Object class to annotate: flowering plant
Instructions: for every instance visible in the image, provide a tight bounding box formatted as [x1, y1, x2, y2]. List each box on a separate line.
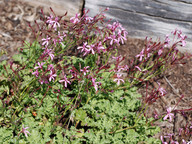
[0, 8, 191, 143]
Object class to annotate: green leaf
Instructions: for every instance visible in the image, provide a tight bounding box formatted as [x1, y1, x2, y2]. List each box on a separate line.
[27, 129, 43, 143]
[12, 54, 27, 64]
[0, 127, 13, 143]
[20, 75, 33, 89]
[43, 122, 52, 142]
[75, 109, 87, 121]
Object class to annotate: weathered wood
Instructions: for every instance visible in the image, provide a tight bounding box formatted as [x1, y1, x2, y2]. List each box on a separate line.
[20, 0, 84, 19]
[85, 0, 192, 52]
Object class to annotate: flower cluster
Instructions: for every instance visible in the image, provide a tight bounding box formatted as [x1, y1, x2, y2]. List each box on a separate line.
[171, 29, 187, 47]
[31, 8, 128, 92]
[29, 8, 191, 143]
[32, 62, 57, 84]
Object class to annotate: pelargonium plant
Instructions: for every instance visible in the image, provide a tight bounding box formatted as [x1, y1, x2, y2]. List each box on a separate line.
[0, 7, 191, 143]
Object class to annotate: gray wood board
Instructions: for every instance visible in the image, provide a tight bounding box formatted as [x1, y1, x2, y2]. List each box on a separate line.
[85, 0, 192, 52]
[20, 0, 84, 19]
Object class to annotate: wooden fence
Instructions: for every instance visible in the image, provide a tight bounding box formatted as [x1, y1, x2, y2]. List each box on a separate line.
[85, 0, 192, 52]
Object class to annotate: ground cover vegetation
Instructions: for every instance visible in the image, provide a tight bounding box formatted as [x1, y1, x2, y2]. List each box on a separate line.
[0, 8, 192, 143]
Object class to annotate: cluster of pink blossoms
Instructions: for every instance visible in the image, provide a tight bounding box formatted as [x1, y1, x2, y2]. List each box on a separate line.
[59, 73, 71, 88]
[111, 55, 128, 86]
[75, 19, 128, 88]
[70, 13, 81, 24]
[32, 62, 57, 84]
[70, 12, 95, 24]
[32, 13, 69, 85]
[105, 21, 128, 46]
[76, 20, 128, 56]
[135, 29, 187, 64]
[171, 29, 187, 47]
[32, 33, 58, 84]
[46, 14, 60, 30]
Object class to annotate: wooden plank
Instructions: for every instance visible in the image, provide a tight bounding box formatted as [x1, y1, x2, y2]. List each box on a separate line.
[85, 0, 192, 52]
[20, 0, 84, 19]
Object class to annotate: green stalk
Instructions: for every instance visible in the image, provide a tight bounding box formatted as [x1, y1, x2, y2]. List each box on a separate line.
[62, 80, 85, 128]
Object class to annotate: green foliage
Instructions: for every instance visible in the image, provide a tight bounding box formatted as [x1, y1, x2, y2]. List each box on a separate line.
[0, 127, 13, 143]
[0, 9, 164, 143]
[0, 48, 161, 143]
[62, 87, 160, 143]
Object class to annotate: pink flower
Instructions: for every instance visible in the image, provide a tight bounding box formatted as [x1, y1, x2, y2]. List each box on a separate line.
[108, 33, 119, 45]
[80, 66, 90, 75]
[83, 48, 91, 56]
[48, 51, 54, 61]
[153, 111, 159, 119]
[32, 69, 39, 77]
[159, 87, 166, 96]
[177, 30, 187, 47]
[91, 77, 101, 92]
[49, 70, 57, 82]
[117, 29, 127, 44]
[77, 42, 90, 53]
[107, 21, 120, 32]
[171, 29, 187, 47]
[157, 82, 167, 96]
[162, 134, 179, 144]
[70, 13, 80, 24]
[124, 65, 129, 71]
[87, 44, 95, 55]
[160, 136, 168, 144]
[46, 15, 60, 30]
[85, 16, 93, 23]
[34, 62, 45, 70]
[78, 43, 95, 56]
[182, 139, 187, 144]
[164, 35, 170, 47]
[113, 73, 124, 85]
[43, 48, 54, 60]
[21, 125, 30, 137]
[182, 140, 192, 144]
[96, 42, 105, 53]
[59, 75, 71, 88]
[163, 107, 174, 122]
[122, 29, 128, 38]
[136, 49, 144, 61]
[52, 17, 60, 30]
[48, 64, 54, 71]
[46, 14, 54, 24]
[181, 39, 186, 47]
[42, 35, 50, 47]
[57, 31, 66, 47]
[117, 66, 126, 72]
[158, 48, 163, 55]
